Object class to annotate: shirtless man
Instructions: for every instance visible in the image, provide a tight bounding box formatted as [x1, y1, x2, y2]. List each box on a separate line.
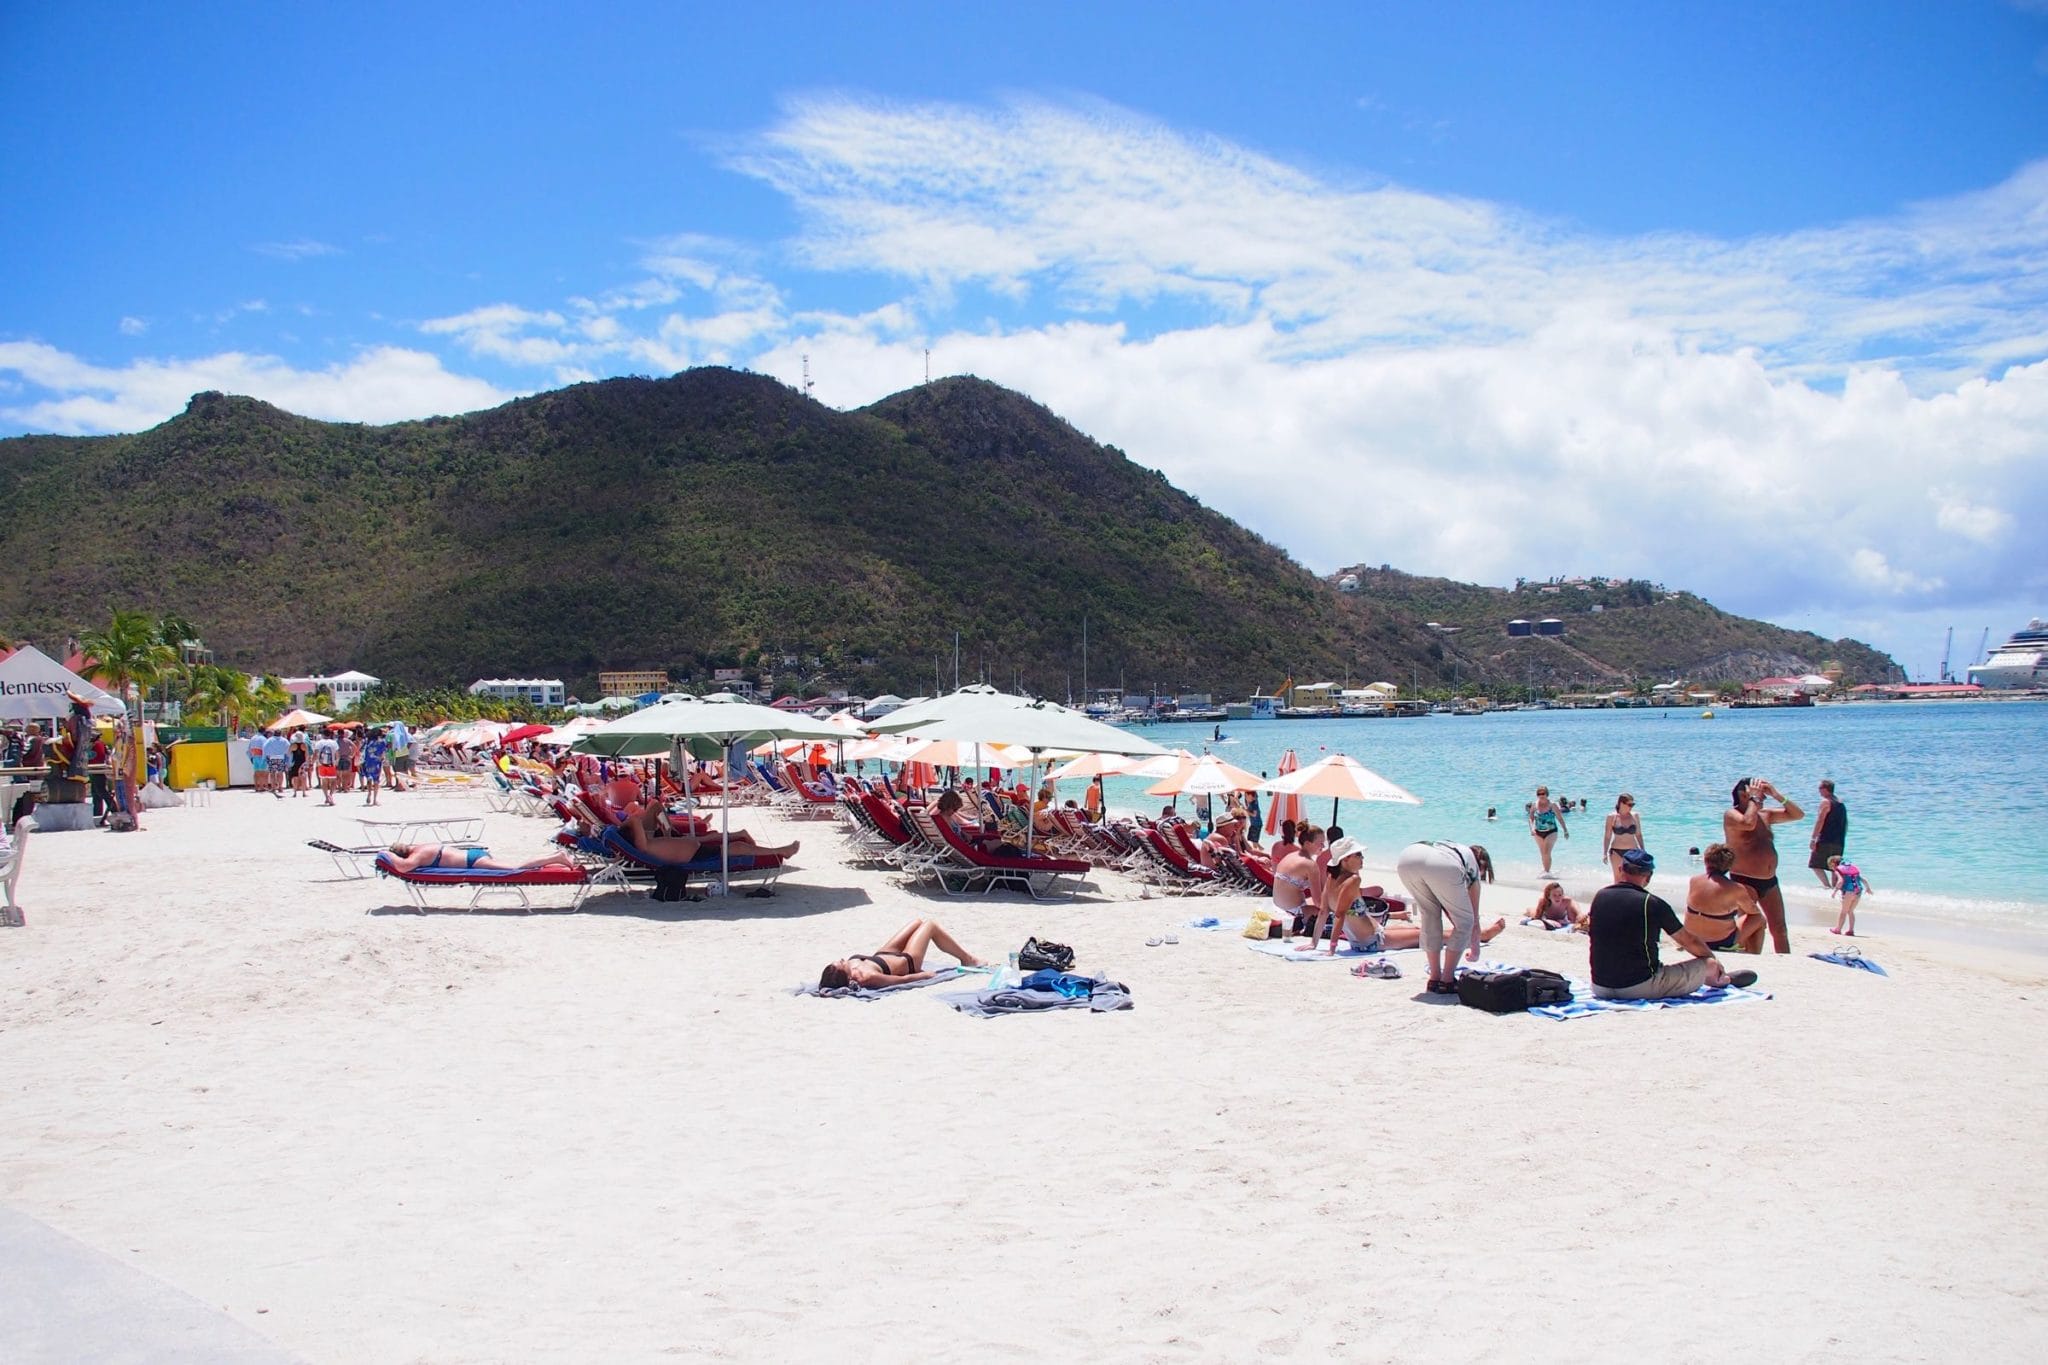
[1683, 842, 1766, 954]
[624, 806, 799, 863]
[1722, 777, 1803, 954]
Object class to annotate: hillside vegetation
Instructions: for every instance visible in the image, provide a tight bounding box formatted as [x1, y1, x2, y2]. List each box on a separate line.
[1333, 566, 1902, 687]
[0, 370, 1900, 696]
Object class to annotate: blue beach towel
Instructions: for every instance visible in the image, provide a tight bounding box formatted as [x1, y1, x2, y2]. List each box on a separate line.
[1810, 951, 1889, 976]
[1185, 916, 1248, 932]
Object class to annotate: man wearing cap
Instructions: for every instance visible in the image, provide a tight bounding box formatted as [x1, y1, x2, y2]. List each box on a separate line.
[1586, 849, 1758, 1000]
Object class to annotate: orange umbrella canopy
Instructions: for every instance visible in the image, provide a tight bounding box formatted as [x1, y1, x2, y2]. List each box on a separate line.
[1257, 752, 1420, 824]
[1145, 754, 1265, 798]
[1264, 748, 1303, 835]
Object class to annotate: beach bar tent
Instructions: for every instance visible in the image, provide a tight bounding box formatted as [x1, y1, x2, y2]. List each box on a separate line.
[575, 696, 848, 893]
[0, 645, 126, 719]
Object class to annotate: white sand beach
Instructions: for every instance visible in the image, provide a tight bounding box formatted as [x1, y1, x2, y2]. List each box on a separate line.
[4, 789, 2046, 1362]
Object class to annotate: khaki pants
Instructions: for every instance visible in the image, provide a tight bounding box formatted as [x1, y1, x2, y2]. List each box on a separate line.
[1592, 957, 1716, 1000]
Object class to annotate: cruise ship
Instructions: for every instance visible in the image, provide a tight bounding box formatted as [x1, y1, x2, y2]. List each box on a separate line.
[1967, 619, 2048, 689]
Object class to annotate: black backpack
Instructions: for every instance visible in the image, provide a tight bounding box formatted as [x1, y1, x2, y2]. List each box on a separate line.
[1017, 937, 1075, 972]
[1456, 968, 1573, 1014]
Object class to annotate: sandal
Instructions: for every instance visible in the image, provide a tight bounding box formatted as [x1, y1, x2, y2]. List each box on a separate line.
[1726, 969, 1759, 989]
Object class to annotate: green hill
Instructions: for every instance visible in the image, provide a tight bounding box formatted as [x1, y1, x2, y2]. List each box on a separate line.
[0, 370, 1444, 698]
[0, 369, 1901, 697]
[1331, 566, 1902, 687]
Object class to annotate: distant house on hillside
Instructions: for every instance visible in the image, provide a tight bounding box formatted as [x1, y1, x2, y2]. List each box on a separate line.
[469, 677, 565, 707]
[1337, 574, 1360, 593]
[283, 670, 381, 713]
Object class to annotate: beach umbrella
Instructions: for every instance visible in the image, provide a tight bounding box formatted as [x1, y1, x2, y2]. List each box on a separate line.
[1264, 749, 1303, 836]
[536, 717, 605, 746]
[1257, 752, 1420, 827]
[1145, 754, 1264, 798]
[575, 696, 847, 893]
[266, 707, 332, 732]
[865, 686, 1166, 851]
[1045, 751, 1144, 782]
[900, 738, 1047, 769]
[499, 722, 551, 746]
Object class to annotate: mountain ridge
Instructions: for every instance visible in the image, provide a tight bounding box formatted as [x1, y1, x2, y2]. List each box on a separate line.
[0, 369, 1901, 694]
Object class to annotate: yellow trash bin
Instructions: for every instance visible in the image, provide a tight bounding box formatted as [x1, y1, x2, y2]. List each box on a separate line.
[168, 739, 230, 791]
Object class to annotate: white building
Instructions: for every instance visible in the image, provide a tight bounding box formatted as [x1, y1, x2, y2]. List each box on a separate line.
[468, 677, 566, 707]
[282, 670, 381, 713]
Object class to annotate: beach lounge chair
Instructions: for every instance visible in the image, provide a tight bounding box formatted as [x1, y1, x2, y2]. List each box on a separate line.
[1135, 827, 1225, 894]
[372, 851, 593, 913]
[908, 807, 1092, 901]
[597, 826, 788, 896]
[1, 817, 30, 927]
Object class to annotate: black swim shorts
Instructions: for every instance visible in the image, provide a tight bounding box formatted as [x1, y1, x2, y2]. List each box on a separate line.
[1730, 871, 1780, 896]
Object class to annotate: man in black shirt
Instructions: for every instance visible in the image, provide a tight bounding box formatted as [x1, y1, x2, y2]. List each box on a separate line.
[1809, 779, 1848, 889]
[1587, 850, 1759, 1000]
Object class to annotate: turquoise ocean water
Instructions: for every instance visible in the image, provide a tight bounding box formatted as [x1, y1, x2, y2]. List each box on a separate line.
[1085, 701, 2048, 938]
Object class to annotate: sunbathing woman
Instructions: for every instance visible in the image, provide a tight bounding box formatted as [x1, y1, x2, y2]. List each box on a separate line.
[624, 806, 799, 863]
[386, 844, 579, 873]
[1524, 881, 1582, 931]
[819, 917, 985, 990]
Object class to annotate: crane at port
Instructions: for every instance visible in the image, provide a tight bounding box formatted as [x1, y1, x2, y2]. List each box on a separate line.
[1939, 627, 1954, 683]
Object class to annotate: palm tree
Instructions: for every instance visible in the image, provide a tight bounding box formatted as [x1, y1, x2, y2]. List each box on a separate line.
[251, 674, 292, 727]
[154, 613, 198, 720]
[183, 665, 253, 730]
[78, 610, 176, 715]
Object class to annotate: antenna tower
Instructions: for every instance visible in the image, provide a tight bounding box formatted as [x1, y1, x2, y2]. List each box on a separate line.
[801, 355, 814, 399]
[923, 348, 931, 384]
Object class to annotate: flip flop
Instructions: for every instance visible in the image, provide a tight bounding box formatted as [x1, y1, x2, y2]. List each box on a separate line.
[1727, 970, 1759, 989]
[1163, 935, 1178, 945]
[1145, 937, 1163, 947]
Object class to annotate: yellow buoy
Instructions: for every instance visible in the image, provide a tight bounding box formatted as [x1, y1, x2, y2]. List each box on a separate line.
[1700, 708, 1715, 719]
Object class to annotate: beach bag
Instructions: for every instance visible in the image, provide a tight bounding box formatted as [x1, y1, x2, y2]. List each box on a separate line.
[1017, 937, 1074, 972]
[1456, 968, 1573, 1014]
[1242, 910, 1276, 940]
[651, 868, 693, 901]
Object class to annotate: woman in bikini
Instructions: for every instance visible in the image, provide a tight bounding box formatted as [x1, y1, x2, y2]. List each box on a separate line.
[1301, 838, 1507, 956]
[819, 918, 984, 990]
[1526, 881, 1582, 931]
[624, 806, 799, 863]
[386, 844, 579, 873]
[1270, 824, 1323, 932]
[1684, 843, 1766, 954]
[1601, 794, 1646, 880]
[1526, 786, 1567, 876]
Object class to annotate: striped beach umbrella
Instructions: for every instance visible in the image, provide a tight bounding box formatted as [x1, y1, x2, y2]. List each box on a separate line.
[1264, 749, 1303, 836]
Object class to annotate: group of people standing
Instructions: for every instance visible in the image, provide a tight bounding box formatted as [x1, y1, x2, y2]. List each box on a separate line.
[244, 720, 412, 805]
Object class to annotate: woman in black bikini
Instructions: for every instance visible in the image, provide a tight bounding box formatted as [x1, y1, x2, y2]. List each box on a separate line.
[1602, 793, 1646, 880]
[820, 918, 984, 990]
[1683, 843, 1765, 954]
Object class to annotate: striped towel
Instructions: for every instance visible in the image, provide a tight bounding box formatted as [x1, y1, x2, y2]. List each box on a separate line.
[1810, 951, 1888, 976]
[793, 965, 980, 1001]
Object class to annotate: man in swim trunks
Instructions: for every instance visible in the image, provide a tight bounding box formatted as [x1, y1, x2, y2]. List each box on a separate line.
[1722, 777, 1804, 954]
[819, 917, 984, 990]
[385, 844, 579, 873]
[247, 731, 271, 793]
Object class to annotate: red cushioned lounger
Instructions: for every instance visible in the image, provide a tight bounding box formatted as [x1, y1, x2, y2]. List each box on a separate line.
[373, 852, 593, 913]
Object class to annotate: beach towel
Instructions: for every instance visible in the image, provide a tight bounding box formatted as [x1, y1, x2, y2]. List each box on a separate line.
[1245, 937, 1409, 962]
[1185, 916, 1248, 932]
[941, 976, 1133, 1017]
[794, 965, 979, 1001]
[1810, 951, 1889, 976]
[1516, 959, 1773, 1021]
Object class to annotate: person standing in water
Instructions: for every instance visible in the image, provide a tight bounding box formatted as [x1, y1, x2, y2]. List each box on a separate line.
[1525, 786, 1567, 877]
[1810, 779, 1848, 889]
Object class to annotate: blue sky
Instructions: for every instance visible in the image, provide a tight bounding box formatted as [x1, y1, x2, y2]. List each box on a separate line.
[4, 1, 2046, 678]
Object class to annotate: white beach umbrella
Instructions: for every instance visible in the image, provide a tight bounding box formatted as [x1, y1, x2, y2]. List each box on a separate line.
[574, 696, 847, 893]
[1145, 754, 1264, 798]
[1257, 752, 1421, 826]
[867, 686, 1166, 851]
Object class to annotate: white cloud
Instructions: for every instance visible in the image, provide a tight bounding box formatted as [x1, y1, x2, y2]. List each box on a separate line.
[0, 341, 515, 433]
[252, 239, 342, 261]
[117, 316, 146, 336]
